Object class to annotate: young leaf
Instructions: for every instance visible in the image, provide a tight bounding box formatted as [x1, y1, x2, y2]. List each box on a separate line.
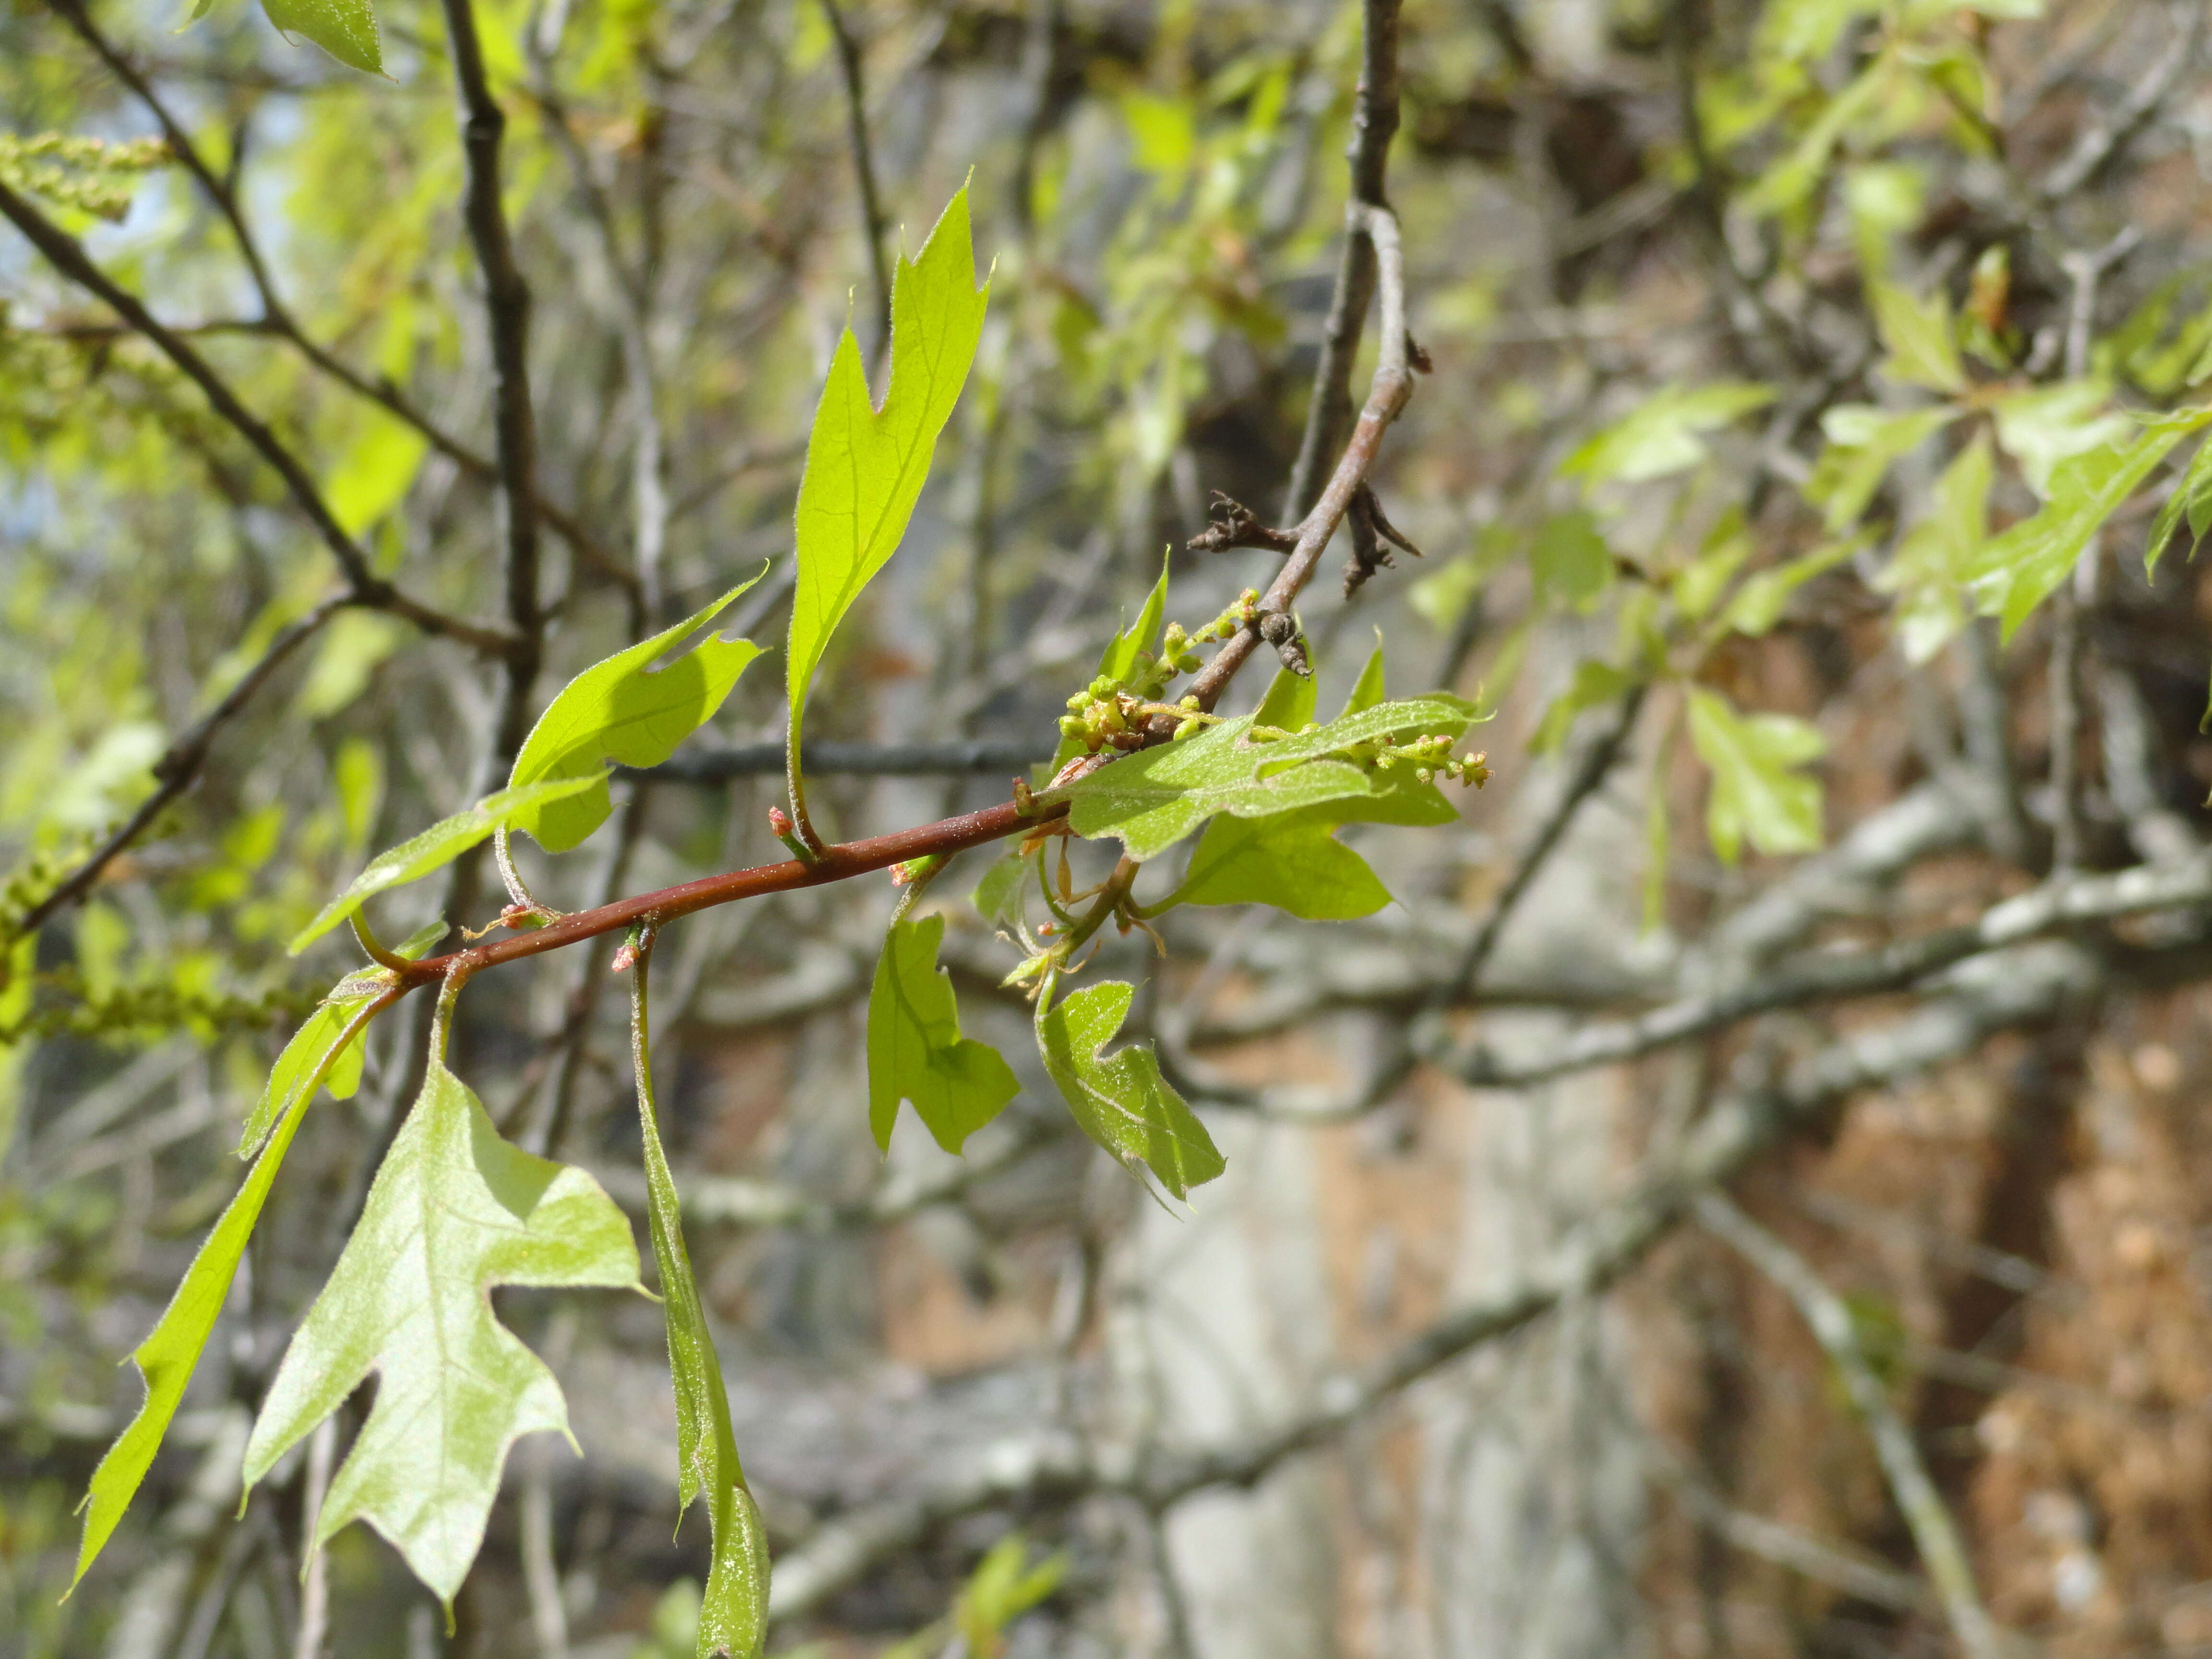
[1342, 644, 1387, 716]
[1035, 980, 1223, 1199]
[2145, 431, 2212, 577]
[1174, 808, 1391, 919]
[508, 575, 769, 852]
[1253, 661, 1319, 731]
[970, 847, 1034, 928]
[1718, 537, 1863, 639]
[1802, 404, 1957, 529]
[73, 995, 383, 1589]
[1687, 687, 1826, 864]
[236, 988, 373, 1157]
[289, 773, 606, 952]
[634, 961, 769, 1659]
[241, 1056, 642, 1611]
[788, 189, 989, 755]
[1967, 409, 2212, 638]
[1048, 554, 1170, 776]
[1869, 277, 1967, 394]
[868, 914, 1020, 1153]
[1560, 383, 1775, 487]
[1528, 510, 1614, 611]
[260, 0, 381, 74]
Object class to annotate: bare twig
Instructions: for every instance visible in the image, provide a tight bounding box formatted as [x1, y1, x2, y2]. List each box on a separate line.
[1695, 1193, 2004, 1659]
[819, 0, 893, 365]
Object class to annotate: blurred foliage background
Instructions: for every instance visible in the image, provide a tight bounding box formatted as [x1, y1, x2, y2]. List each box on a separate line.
[7, 0, 2212, 1655]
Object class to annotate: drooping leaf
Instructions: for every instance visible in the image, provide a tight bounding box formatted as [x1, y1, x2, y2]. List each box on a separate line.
[788, 189, 989, 754]
[970, 848, 1035, 928]
[508, 576, 768, 852]
[242, 1057, 641, 1611]
[1967, 409, 2212, 637]
[1035, 980, 1223, 1198]
[259, 0, 381, 73]
[2145, 431, 2212, 577]
[73, 994, 383, 1589]
[1803, 404, 1957, 529]
[634, 968, 769, 1658]
[1876, 431, 1993, 662]
[289, 773, 606, 952]
[236, 988, 372, 1158]
[868, 914, 1020, 1153]
[1687, 687, 1827, 864]
[1561, 383, 1775, 487]
[1991, 380, 2132, 498]
[1174, 809, 1390, 919]
[1869, 276, 1967, 394]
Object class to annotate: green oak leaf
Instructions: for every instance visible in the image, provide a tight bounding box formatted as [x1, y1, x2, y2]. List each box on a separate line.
[788, 189, 989, 758]
[508, 574, 768, 852]
[73, 995, 383, 1589]
[289, 773, 606, 952]
[2146, 431, 2212, 577]
[1687, 687, 1826, 864]
[260, 0, 381, 73]
[1174, 808, 1390, 919]
[1967, 408, 2212, 637]
[1035, 980, 1223, 1199]
[1342, 643, 1387, 716]
[1868, 276, 1966, 394]
[635, 983, 769, 1657]
[1051, 695, 1479, 860]
[242, 1057, 641, 1612]
[1253, 661, 1318, 731]
[970, 847, 1035, 928]
[868, 914, 1020, 1153]
[1876, 431, 1993, 663]
[1990, 380, 2131, 498]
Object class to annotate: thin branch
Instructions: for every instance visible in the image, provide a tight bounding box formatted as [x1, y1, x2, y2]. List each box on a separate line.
[642, 735, 1057, 781]
[1279, 0, 1402, 521]
[1695, 1193, 2004, 1659]
[819, 0, 893, 365]
[13, 596, 347, 938]
[0, 177, 512, 653]
[440, 0, 546, 765]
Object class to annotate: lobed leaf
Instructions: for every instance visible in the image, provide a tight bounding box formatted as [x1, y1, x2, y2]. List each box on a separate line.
[73, 994, 383, 1589]
[509, 575, 768, 852]
[1174, 809, 1390, 919]
[1869, 277, 1966, 394]
[1688, 687, 1826, 864]
[242, 1057, 641, 1612]
[788, 189, 989, 757]
[1035, 980, 1222, 1199]
[868, 914, 1020, 1153]
[289, 773, 606, 952]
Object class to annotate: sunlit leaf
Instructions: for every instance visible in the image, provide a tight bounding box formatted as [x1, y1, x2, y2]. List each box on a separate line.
[2146, 432, 2212, 578]
[1869, 277, 1967, 395]
[1687, 687, 1826, 863]
[241, 1056, 641, 1611]
[1049, 553, 1169, 776]
[1991, 380, 2131, 498]
[868, 914, 1019, 1153]
[789, 189, 989, 757]
[259, 0, 381, 74]
[236, 987, 372, 1158]
[289, 773, 606, 952]
[1803, 404, 1957, 529]
[1035, 980, 1222, 1198]
[508, 575, 768, 852]
[1174, 808, 1390, 919]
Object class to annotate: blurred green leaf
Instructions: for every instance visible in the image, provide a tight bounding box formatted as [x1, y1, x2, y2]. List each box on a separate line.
[1876, 431, 1993, 662]
[1688, 687, 1826, 863]
[2146, 432, 2212, 578]
[1870, 277, 1967, 394]
[1529, 510, 1614, 611]
[1803, 405, 1957, 530]
[1991, 380, 2131, 498]
[1562, 383, 1774, 487]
